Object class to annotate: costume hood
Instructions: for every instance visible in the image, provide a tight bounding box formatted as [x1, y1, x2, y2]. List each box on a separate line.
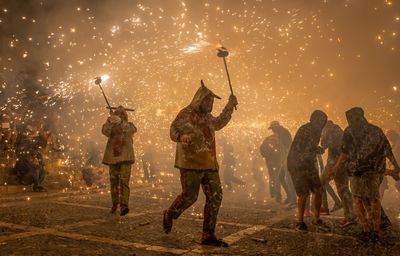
[189, 80, 221, 112]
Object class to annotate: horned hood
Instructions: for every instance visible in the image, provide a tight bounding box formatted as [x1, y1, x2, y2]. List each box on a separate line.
[189, 80, 221, 112]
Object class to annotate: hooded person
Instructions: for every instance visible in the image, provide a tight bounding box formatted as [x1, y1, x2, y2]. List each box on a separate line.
[386, 130, 400, 192]
[287, 110, 329, 232]
[102, 105, 137, 216]
[320, 120, 356, 226]
[328, 107, 400, 242]
[163, 80, 238, 247]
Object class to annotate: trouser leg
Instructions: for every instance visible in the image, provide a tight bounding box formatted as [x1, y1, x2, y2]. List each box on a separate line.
[168, 169, 201, 219]
[271, 167, 281, 200]
[230, 167, 244, 185]
[321, 187, 328, 209]
[278, 165, 290, 200]
[32, 167, 40, 189]
[119, 163, 131, 206]
[353, 196, 369, 232]
[37, 167, 47, 188]
[109, 164, 120, 206]
[370, 197, 381, 232]
[142, 161, 149, 180]
[284, 166, 297, 203]
[266, 165, 275, 198]
[334, 172, 355, 219]
[364, 198, 392, 228]
[223, 169, 233, 190]
[201, 171, 223, 234]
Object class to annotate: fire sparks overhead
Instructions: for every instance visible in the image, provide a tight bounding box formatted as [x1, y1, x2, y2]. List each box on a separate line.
[0, 0, 399, 155]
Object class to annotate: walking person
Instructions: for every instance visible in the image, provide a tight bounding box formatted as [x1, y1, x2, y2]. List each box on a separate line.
[328, 107, 400, 242]
[287, 110, 330, 232]
[102, 106, 137, 216]
[163, 81, 238, 247]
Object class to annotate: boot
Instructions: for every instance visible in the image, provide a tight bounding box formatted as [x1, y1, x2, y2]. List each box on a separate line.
[120, 204, 129, 216]
[163, 210, 173, 234]
[201, 232, 228, 247]
[110, 205, 118, 214]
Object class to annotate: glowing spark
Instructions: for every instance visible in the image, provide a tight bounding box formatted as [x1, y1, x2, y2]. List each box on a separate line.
[101, 74, 110, 81]
[181, 40, 210, 54]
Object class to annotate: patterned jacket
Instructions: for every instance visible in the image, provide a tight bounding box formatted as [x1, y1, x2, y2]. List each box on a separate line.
[170, 85, 235, 170]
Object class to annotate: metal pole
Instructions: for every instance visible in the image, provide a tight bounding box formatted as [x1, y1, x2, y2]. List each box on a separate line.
[97, 82, 112, 109]
[222, 57, 234, 95]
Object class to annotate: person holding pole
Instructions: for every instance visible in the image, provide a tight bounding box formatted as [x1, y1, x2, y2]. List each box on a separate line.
[163, 80, 238, 247]
[102, 106, 137, 216]
[95, 77, 137, 216]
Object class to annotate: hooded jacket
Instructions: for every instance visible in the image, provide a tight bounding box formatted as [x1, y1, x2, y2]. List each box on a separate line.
[287, 110, 327, 172]
[102, 106, 137, 165]
[342, 107, 392, 176]
[170, 85, 235, 170]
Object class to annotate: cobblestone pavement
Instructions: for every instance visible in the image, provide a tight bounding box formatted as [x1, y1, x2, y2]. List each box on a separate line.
[0, 182, 399, 255]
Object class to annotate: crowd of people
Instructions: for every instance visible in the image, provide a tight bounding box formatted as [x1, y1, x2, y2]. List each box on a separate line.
[97, 81, 400, 246]
[0, 113, 64, 192]
[2, 79, 400, 247]
[258, 109, 400, 242]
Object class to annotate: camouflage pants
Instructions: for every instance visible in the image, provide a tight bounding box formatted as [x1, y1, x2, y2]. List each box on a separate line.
[167, 169, 223, 234]
[109, 163, 131, 206]
[322, 159, 355, 219]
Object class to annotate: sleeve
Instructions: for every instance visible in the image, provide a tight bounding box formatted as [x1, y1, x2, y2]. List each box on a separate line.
[292, 126, 318, 162]
[260, 139, 268, 158]
[341, 129, 352, 155]
[122, 121, 137, 137]
[281, 129, 293, 150]
[101, 119, 113, 137]
[212, 103, 234, 131]
[170, 108, 191, 142]
[320, 129, 329, 150]
[379, 130, 394, 159]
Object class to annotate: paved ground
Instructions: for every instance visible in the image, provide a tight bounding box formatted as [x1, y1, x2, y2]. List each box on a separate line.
[0, 181, 399, 255]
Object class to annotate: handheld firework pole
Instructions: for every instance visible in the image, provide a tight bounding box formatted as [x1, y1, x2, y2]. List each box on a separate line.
[94, 76, 135, 112]
[217, 45, 237, 110]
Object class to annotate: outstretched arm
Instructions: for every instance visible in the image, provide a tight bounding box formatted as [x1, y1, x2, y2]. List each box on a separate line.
[213, 95, 238, 131]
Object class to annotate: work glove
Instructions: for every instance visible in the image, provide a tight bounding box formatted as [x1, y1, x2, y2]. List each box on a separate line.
[227, 94, 238, 109]
[109, 115, 121, 125]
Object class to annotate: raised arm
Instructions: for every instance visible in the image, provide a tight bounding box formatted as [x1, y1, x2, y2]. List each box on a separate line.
[213, 95, 238, 131]
[102, 115, 122, 137]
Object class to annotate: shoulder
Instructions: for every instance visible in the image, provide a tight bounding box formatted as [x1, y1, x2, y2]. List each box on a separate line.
[280, 127, 292, 136]
[334, 124, 343, 132]
[343, 126, 351, 135]
[296, 124, 309, 135]
[174, 106, 193, 120]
